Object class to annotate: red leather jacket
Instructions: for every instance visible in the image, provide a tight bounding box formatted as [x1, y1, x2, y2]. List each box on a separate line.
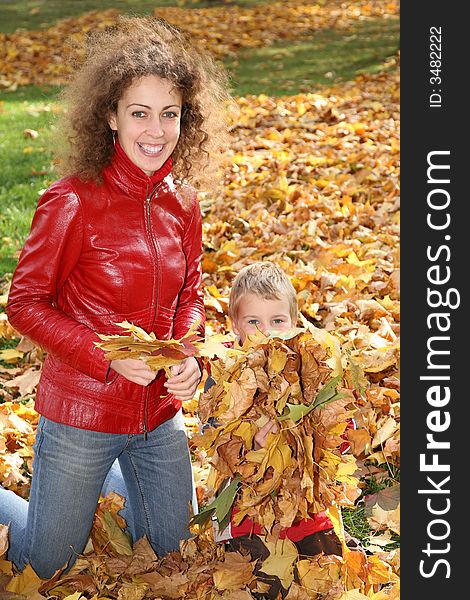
[6, 144, 205, 434]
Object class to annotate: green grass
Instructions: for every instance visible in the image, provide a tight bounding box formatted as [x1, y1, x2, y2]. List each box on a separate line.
[342, 504, 372, 546]
[0, 85, 61, 274]
[342, 462, 400, 550]
[342, 503, 400, 551]
[226, 16, 399, 96]
[0, 0, 266, 34]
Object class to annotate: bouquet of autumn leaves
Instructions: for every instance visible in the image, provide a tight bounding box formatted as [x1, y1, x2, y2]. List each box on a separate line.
[190, 325, 362, 538]
[95, 319, 238, 372]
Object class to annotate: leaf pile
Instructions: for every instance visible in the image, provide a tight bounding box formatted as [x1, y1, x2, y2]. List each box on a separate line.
[203, 63, 400, 309]
[0, 0, 399, 90]
[0, 491, 399, 599]
[193, 327, 361, 535]
[153, 0, 399, 60]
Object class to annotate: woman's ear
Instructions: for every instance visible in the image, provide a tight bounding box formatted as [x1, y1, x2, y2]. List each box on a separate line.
[108, 113, 117, 131]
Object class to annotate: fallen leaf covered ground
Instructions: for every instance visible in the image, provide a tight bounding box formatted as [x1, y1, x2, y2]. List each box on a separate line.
[0, 0, 399, 90]
[0, 1, 399, 597]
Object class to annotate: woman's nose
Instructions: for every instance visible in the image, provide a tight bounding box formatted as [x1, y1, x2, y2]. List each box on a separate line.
[147, 118, 164, 137]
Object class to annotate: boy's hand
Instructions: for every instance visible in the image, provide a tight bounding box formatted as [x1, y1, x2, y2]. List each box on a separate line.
[110, 358, 157, 386]
[254, 419, 279, 449]
[164, 356, 201, 401]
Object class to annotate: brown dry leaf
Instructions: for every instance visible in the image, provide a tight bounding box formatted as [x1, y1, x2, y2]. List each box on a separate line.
[0, 557, 14, 576]
[139, 571, 189, 598]
[371, 416, 398, 448]
[369, 583, 400, 600]
[346, 428, 371, 456]
[212, 551, 256, 590]
[3, 366, 41, 397]
[296, 554, 342, 594]
[23, 128, 39, 139]
[222, 367, 258, 424]
[337, 591, 369, 600]
[0, 523, 9, 558]
[90, 492, 132, 556]
[227, 591, 256, 600]
[116, 581, 149, 599]
[284, 582, 315, 599]
[125, 536, 158, 574]
[366, 502, 400, 535]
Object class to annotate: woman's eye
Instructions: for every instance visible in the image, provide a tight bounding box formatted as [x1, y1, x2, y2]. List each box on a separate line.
[162, 111, 179, 119]
[132, 111, 146, 118]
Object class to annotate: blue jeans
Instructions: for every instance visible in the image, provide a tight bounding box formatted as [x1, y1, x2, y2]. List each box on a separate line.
[0, 410, 195, 579]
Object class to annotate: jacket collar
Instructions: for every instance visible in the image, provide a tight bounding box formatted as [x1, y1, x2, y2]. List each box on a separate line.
[103, 140, 173, 198]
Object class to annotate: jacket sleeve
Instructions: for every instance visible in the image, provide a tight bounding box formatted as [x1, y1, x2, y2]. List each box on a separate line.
[6, 182, 111, 383]
[172, 194, 206, 341]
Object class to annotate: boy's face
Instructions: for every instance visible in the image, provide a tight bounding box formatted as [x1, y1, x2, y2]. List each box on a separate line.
[232, 293, 294, 342]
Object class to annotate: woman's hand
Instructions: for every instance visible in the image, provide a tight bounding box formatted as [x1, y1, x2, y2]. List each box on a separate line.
[110, 358, 157, 386]
[164, 356, 201, 401]
[254, 419, 279, 450]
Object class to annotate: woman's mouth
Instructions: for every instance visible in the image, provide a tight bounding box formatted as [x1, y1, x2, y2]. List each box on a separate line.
[138, 143, 164, 156]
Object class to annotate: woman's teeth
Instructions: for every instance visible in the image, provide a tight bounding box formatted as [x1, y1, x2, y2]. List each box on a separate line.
[139, 143, 163, 154]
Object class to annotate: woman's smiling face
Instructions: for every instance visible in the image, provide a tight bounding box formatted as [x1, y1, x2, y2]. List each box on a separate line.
[108, 75, 182, 176]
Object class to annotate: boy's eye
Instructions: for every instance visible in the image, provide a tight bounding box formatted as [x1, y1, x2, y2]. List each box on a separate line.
[247, 319, 259, 326]
[272, 319, 285, 325]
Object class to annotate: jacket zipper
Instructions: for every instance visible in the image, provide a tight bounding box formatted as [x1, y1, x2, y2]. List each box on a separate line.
[143, 181, 165, 439]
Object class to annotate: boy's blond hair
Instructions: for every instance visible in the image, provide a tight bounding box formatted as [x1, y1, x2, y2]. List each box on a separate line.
[229, 261, 298, 323]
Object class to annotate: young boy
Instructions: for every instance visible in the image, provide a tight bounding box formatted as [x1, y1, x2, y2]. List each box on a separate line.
[205, 261, 347, 598]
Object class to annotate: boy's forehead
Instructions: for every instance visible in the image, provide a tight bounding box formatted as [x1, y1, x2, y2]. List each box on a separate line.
[237, 293, 290, 315]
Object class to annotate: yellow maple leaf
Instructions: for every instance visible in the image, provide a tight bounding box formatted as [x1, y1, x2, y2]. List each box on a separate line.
[261, 537, 298, 590]
[336, 454, 360, 483]
[6, 564, 44, 595]
[366, 554, 399, 586]
[266, 434, 292, 474]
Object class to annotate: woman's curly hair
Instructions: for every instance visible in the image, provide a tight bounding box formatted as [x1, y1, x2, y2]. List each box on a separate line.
[55, 16, 233, 190]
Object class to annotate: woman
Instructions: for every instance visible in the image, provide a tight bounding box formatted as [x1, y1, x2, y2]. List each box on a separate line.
[1, 16, 230, 578]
